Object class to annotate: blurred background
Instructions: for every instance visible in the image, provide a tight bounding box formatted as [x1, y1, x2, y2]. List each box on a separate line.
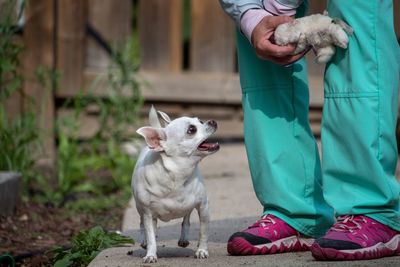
[0, 0, 399, 266]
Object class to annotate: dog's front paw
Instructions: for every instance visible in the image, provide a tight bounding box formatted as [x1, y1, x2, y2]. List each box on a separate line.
[178, 239, 190, 248]
[194, 248, 209, 259]
[143, 255, 157, 263]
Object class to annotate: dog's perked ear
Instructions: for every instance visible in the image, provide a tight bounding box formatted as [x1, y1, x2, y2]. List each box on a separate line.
[157, 110, 171, 125]
[149, 105, 162, 128]
[136, 127, 166, 152]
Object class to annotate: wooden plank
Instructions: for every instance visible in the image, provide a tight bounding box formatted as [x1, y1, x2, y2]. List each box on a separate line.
[309, 108, 323, 122]
[78, 70, 242, 104]
[57, 109, 101, 139]
[57, 0, 87, 95]
[139, 72, 241, 104]
[59, 103, 322, 140]
[310, 122, 321, 137]
[305, 0, 327, 80]
[86, 0, 132, 69]
[305, 0, 326, 106]
[23, 0, 55, 160]
[139, 0, 182, 71]
[58, 107, 244, 140]
[141, 103, 241, 120]
[190, 0, 235, 72]
[307, 63, 324, 105]
[4, 90, 22, 120]
[57, 70, 325, 107]
[306, 0, 327, 15]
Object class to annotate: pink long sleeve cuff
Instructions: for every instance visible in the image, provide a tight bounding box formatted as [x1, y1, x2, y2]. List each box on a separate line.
[240, 9, 272, 42]
[264, 0, 297, 16]
[240, 0, 299, 43]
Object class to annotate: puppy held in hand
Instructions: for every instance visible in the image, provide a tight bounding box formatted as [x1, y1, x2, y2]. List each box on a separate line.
[274, 11, 353, 63]
[132, 106, 219, 263]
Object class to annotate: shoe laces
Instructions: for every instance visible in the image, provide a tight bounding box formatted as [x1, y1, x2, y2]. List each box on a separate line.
[249, 214, 277, 229]
[331, 215, 367, 233]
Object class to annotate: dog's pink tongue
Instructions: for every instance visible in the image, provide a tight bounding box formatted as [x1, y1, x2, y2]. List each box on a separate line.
[198, 142, 220, 151]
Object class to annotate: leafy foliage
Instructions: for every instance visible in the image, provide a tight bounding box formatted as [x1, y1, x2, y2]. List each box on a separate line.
[1, 1, 140, 265]
[52, 226, 134, 267]
[0, 0, 141, 210]
[0, 0, 40, 187]
[0, 0, 24, 101]
[0, 107, 38, 174]
[46, 36, 142, 209]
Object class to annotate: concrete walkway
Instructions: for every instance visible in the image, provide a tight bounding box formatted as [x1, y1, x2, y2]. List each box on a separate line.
[89, 143, 400, 267]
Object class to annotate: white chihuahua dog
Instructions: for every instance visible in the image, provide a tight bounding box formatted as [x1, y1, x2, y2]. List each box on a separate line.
[132, 106, 219, 263]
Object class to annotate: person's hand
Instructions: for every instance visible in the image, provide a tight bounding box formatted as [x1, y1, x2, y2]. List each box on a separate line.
[251, 16, 307, 65]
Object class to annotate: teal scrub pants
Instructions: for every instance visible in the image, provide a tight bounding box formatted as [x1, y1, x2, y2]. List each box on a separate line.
[237, 0, 400, 237]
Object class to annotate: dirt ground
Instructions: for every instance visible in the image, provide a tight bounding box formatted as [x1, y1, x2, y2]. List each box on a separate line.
[0, 201, 124, 266]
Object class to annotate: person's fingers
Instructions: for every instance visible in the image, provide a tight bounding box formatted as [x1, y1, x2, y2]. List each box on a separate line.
[284, 50, 308, 64]
[252, 15, 299, 61]
[254, 31, 296, 58]
[263, 41, 297, 57]
[266, 48, 310, 66]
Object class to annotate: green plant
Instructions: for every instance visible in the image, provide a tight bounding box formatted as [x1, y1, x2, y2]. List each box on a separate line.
[0, 0, 24, 101]
[52, 226, 134, 267]
[0, 107, 37, 171]
[64, 188, 131, 212]
[46, 36, 142, 209]
[1, 0, 142, 212]
[0, 0, 41, 189]
[0, 106, 39, 188]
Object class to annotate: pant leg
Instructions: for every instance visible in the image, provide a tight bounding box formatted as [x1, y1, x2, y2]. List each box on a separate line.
[323, 0, 400, 230]
[236, 30, 334, 237]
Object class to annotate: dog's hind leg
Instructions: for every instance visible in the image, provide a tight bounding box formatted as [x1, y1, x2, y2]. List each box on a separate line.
[178, 212, 191, 247]
[139, 215, 147, 249]
[152, 217, 158, 239]
[195, 200, 209, 259]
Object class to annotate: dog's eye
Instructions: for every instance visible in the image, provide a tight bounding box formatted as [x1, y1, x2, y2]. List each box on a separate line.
[187, 125, 197, 135]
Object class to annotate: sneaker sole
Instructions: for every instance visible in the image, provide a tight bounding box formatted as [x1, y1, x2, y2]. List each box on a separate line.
[311, 234, 400, 261]
[227, 235, 313, 256]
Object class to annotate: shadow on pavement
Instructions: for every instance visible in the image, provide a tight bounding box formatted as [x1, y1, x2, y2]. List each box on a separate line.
[123, 216, 258, 244]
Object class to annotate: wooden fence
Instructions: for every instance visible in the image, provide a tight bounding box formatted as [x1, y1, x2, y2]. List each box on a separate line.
[4, 0, 400, 158]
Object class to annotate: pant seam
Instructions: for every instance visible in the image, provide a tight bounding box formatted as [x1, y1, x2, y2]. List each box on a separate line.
[372, 0, 396, 203]
[373, 0, 382, 161]
[242, 86, 292, 93]
[324, 92, 378, 98]
[290, 68, 311, 202]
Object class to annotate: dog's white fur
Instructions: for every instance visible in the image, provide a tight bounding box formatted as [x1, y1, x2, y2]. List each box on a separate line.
[274, 11, 353, 63]
[132, 106, 219, 263]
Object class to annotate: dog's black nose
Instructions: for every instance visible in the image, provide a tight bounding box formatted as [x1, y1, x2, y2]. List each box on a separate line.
[207, 120, 217, 129]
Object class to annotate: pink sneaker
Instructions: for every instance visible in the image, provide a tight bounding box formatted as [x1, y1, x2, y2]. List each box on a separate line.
[227, 214, 314, 255]
[311, 215, 400, 260]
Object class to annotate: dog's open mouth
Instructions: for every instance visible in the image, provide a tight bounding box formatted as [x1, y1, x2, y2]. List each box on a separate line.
[198, 139, 220, 152]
